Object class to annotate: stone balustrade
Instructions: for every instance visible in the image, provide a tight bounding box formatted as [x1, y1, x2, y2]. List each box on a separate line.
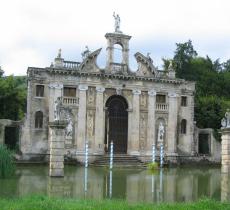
[63, 61, 80, 69]
[156, 103, 168, 111]
[61, 97, 79, 105]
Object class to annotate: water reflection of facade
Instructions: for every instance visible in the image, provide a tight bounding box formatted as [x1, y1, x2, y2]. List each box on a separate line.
[18, 14, 221, 164]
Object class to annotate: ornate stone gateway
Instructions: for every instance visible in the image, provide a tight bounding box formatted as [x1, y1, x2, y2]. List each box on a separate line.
[105, 95, 128, 153]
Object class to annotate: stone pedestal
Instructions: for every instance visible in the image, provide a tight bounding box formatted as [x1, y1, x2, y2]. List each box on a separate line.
[221, 173, 230, 201]
[49, 121, 67, 177]
[221, 128, 230, 174]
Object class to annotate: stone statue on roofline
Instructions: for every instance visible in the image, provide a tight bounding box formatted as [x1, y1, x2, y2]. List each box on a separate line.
[113, 12, 121, 33]
[81, 46, 90, 60]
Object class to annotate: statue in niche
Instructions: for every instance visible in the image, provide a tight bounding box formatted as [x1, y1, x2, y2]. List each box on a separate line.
[54, 97, 62, 121]
[157, 122, 164, 142]
[65, 112, 73, 138]
[113, 12, 121, 32]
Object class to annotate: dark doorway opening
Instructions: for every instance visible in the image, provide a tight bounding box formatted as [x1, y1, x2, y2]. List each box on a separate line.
[4, 126, 19, 150]
[105, 95, 128, 153]
[198, 134, 210, 155]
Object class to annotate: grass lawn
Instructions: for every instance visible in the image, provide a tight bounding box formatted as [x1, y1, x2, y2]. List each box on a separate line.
[0, 195, 230, 210]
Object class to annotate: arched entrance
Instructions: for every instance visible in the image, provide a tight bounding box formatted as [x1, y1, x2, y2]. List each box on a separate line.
[105, 95, 128, 153]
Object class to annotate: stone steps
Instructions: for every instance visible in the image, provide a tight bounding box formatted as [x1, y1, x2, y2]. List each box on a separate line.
[91, 154, 145, 167]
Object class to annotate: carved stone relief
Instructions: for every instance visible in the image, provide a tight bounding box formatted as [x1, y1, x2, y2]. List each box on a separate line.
[87, 87, 96, 106]
[140, 91, 148, 109]
[139, 112, 147, 151]
[86, 110, 95, 146]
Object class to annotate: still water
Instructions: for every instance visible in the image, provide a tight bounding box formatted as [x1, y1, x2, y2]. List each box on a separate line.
[0, 165, 229, 203]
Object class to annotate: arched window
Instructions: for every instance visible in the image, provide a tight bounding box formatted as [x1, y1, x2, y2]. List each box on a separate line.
[181, 119, 187, 134]
[35, 111, 43, 128]
[113, 44, 123, 63]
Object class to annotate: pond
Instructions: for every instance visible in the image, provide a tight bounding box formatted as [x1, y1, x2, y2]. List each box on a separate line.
[0, 165, 229, 203]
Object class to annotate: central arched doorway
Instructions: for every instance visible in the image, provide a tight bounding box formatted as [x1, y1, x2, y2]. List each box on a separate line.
[105, 95, 128, 153]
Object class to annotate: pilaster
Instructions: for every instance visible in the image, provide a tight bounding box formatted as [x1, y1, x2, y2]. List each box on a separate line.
[94, 86, 105, 154]
[76, 85, 88, 153]
[167, 92, 178, 154]
[146, 89, 156, 153]
[129, 89, 141, 155]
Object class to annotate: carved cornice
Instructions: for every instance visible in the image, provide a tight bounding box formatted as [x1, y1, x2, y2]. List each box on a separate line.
[28, 66, 186, 85]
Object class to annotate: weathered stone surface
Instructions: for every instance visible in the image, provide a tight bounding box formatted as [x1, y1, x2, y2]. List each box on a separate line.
[19, 27, 220, 165]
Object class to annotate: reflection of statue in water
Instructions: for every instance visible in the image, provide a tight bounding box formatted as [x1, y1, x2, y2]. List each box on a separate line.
[54, 97, 61, 121]
[158, 122, 164, 142]
[113, 12, 121, 32]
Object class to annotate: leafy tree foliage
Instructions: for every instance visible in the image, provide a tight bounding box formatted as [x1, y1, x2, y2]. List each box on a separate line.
[0, 75, 26, 120]
[169, 40, 230, 138]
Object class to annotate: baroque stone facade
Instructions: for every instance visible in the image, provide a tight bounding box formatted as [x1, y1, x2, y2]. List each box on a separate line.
[20, 28, 202, 163]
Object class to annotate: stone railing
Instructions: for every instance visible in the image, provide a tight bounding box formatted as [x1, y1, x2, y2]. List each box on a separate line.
[63, 61, 80, 69]
[61, 97, 79, 105]
[156, 103, 168, 111]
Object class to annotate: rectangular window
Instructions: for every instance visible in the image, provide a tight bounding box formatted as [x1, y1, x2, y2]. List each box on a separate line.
[181, 96, 187, 106]
[36, 85, 44, 97]
[156, 94, 166, 103]
[64, 87, 76, 97]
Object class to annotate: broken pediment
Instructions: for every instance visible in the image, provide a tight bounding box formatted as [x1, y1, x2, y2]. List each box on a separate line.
[79, 48, 102, 72]
[134, 52, 158, 77]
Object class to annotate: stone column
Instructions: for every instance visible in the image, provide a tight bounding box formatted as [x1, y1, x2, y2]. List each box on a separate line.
[94, 86, 105, 154]
[221, 128, 230, 173]
[167, 92, 178, 154]
[129, 89, 141, 155]
[49, 121, 67, 177]
[76, 85, 88, 154]
[146, 89, 156, 154]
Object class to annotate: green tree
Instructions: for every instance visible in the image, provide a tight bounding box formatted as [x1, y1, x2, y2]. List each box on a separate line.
[173, 40, 197, 79]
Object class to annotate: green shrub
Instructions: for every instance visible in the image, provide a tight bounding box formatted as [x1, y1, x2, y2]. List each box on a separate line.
[147, 162, 159, 171]
[0, 144, 15, 178]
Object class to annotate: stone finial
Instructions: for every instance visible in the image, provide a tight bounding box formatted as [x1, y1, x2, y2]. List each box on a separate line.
[221, 109, 230, 128]
[147, 53, 153, 63]
[57, 49, 62, 58]
[168, 60, 173, 71]
[81, 46, 90, 60]
[54, 49, 64, 68]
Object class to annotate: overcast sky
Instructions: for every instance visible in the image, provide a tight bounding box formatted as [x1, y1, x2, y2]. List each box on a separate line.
[1, 0, 230, 75]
